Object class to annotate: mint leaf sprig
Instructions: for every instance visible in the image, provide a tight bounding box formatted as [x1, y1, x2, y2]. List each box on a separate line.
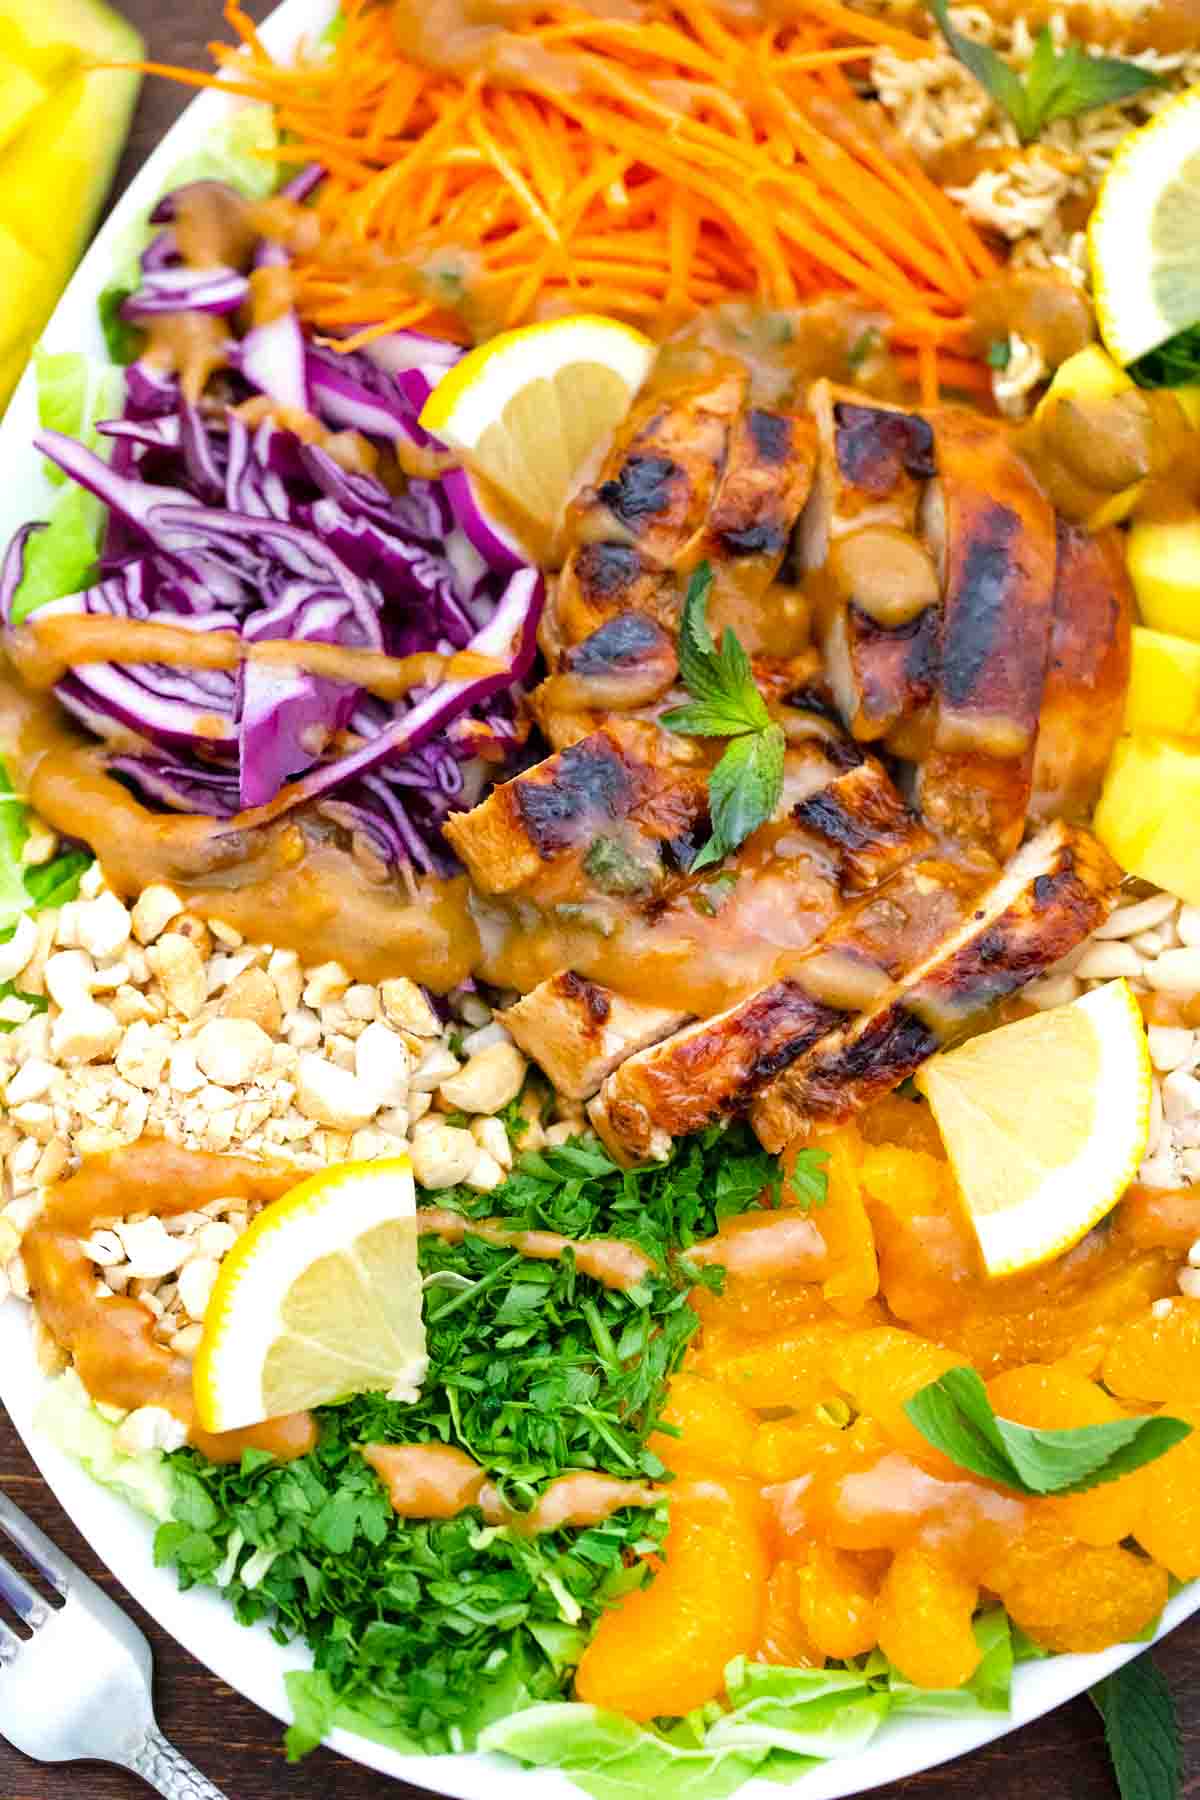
[927, 0, 1162, 144]
[1091, 1655, 1182, 1800]
[904, 1366, 1190, 1495]
[661, 563, 785, 871]
[789, 1147, 830, 1212]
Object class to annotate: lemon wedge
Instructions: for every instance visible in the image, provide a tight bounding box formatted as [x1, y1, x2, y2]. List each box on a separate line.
[193, 1159, 426, 1434]
[419, 314, 655, 546]
[1090, 86, 1200, 366]
[915, 980, 1152, 1278]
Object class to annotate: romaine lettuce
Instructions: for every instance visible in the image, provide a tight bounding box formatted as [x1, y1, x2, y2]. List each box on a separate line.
[34, 1370, 176, 1523]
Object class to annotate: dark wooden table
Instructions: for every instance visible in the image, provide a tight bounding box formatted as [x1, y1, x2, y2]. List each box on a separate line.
[1, 4, 1197, 1793]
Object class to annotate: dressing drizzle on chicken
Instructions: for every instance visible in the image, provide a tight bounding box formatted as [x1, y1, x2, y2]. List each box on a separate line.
[447, 336, 1133, 1161]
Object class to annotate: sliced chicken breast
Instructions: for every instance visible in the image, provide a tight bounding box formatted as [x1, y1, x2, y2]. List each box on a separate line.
[790, 749, 934, 894]
[500, 972, 690, 1100]
[1030, 522, 1133, 823]
[915, 407, 1058, 860]
[752, 820, 1121, 1151]
[588, 980, 844, 1163]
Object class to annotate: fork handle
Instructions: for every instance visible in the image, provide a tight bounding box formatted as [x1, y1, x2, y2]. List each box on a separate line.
[124, 1723, 231, 1800]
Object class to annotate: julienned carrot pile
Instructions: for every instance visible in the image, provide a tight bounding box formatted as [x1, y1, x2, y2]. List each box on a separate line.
[143, 0, 997, 382]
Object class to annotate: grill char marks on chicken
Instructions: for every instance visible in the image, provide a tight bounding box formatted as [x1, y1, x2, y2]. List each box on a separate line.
[588, 981, 845, 1164]
[750, 821, 1121, 1153]
[803, 385, 939, 743]
[500, 973, 690, 1100]
[915, 408, 1058, 862]
[791, 753, 934, 895]
[442, 720, 708, 898]
[1030, 522, 1133, 823]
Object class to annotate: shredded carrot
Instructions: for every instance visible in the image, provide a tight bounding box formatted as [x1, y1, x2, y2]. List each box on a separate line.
[139, 0, 997, 389]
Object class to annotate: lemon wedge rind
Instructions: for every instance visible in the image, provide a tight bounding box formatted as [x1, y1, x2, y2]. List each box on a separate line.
[916, 979, 1152, 1280]
[1090, 86, 1200, 367]
[419, 313, 655, 544]
[193, 1157, 426, 1434]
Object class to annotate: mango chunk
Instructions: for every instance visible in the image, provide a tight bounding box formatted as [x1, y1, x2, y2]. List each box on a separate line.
[0, 62, 48, 152]
[1127, 626, 1200, 740]
[1034, 345, 1133, 416]
[1128, 518, 1200, 640]
[1094, 734, 1200, 905]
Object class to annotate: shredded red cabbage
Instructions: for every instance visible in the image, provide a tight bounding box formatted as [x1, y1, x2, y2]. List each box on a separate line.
[2, 181, 546, 878]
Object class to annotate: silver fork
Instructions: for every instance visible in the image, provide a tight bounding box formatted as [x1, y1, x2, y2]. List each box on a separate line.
[0, 1488, 228, 1798]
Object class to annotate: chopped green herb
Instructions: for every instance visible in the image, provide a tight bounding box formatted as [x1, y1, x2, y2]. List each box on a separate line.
[0, 762, 91, 938]
[662, 564, 784, 870]
[789, 1148, 831, 1212]
[987, 337, 1013, 370]
[905, 1366, 1191, 1495]
[1129, 324, 1200, 389]
[158, 1124, 775, 1753]
[927, 0, 1162, 143]
[1090, 1655, 1181, 1800]
[847, 328, 881, 375]
[583, 836, 657, 897]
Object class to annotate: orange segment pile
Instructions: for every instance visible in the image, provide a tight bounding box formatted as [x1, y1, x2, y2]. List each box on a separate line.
[146, 0, 996, 386]
[581, 1110, 1193, 1718]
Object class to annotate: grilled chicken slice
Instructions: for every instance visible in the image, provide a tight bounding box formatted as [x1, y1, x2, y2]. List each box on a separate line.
[500, 973, 690, 1100]
[915, 407, 1057, 861]
[588, 981, 844, 1164]
[443, 720, 707, 898]
[790, 748, 934, 895]
[566, 364, 746, 579]
[554, 543, 680, 651]
[1030, 522, 1133, 823]
[751, 821, 1120, 1151]
[802, 385, 939, 741]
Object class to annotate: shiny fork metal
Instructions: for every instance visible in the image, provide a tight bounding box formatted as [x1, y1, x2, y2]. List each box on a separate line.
[0, 1489, 228, 1798]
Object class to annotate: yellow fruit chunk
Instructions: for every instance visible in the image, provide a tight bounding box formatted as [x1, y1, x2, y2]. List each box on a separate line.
[1127, 519, 1200, 640]
[1126, 626, 1200, 738]
[420, 314, 654, 549]
[194, 1159, 426, 1432]
[876, 1549, 980, 1690]
[0, 62, 48, 152]
[1095, 733, 1200, 905]
[0, 0, 142, 405]
[1034, 344, 1133, 415]
[916, 980, 1152, 1277]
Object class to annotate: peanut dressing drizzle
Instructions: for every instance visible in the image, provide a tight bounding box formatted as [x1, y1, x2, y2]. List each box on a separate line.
[362, 1442, 662, 1532]
[417, 1206, 655, 1289]
[23, 1142, 315, 1464]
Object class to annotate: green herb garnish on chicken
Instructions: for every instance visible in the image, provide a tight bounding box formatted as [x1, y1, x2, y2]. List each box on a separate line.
[662, 562, 785, 869]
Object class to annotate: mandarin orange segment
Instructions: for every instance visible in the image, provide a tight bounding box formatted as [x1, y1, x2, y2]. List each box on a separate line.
[1131, 1405, 1200, 1579]
[808, 1446, 1029, 1573]
[692, 1322, 855, 1410]
[986, 1363, 1148, 1546]
[806, 1127, 880, 1316]
[875, 1548, 981, 1690]
[1102, 1296, 1200, 1405]
[750, 1417, 849, 1484]
[688, 1275, 840, 1354]
[830, 1327, 969, 1466]
[647, 1373, 757, 1478]
[574, 1476, 769, 1721]
[756, 1559, 825, 1669]
[999, 1539, 1168, 1654]
[860, 1144, 980, 1326]
[859, 1094, 947, 1158]
[794, 1543, 880, 1661]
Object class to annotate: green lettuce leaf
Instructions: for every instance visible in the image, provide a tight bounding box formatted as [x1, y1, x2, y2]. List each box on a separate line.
[9, 484, 103, 624]
[35, 349, 125, 482]
[0, 761, 90, 938]
[34, 1370, 176, 1523]
[479, 1703, 770, 1800]
[97, 105, 280, 362]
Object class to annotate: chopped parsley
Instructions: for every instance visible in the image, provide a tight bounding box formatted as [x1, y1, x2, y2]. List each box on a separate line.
[157, 1124, 780, 1754]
